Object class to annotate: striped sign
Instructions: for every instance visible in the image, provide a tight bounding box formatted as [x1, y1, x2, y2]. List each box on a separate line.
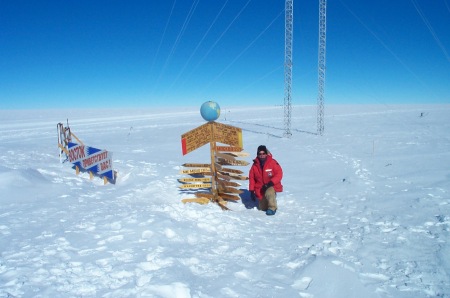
[67, 142, 114, 181]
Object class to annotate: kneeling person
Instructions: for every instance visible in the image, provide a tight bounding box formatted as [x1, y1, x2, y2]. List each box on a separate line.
[249, 145, 283, 216]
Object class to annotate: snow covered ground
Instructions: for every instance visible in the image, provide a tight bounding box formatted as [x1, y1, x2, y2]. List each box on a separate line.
[0, 104, 449, 297]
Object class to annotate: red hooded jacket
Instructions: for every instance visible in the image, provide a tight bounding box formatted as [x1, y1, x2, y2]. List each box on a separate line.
[249, 153, 283, 199]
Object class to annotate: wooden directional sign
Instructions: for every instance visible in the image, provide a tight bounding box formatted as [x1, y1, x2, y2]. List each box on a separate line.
[179, 183, 211, 189]
[219, 167, 244, 175]
[216, 146, 243, 152]
[223, 151, 250, 157]
[182, 198, 210, 204]
[217, 179, 241, 187]
[179, 120, 247, 209]
[216, 152, 236, 161]
[182, 163, 211, 168]
[218, 193, 241, 201]
[218, 186, 243, 194]
[179, 168, 211, 175]
[213, 122, 243, 148]
[217, 158, 250, 166]
[178, 177, 211, 183]
[219, 172, 249, 180]
[181, 122, 242, 155]
[181, 122, 212, 155]
[195, 192, 214, 199]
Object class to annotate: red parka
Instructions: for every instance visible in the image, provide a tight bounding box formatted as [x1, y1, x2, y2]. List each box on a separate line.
[249, 153, 283, 199]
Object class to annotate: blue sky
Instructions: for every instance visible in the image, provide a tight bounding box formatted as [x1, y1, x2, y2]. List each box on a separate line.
[1, 0, 449, 109]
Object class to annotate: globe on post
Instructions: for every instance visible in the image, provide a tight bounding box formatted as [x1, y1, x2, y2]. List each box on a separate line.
[200, 101, 221, 122]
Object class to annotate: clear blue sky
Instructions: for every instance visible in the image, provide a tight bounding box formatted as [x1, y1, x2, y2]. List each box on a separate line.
[1, 0, 449, 109]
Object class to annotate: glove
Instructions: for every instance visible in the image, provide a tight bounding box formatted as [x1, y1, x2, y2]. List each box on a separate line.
[250, 191, 256, 201]
[261, 181, 274, 194]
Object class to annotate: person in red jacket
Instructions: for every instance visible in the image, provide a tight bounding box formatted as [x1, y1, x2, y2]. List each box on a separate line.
[249, 145, 283, 215]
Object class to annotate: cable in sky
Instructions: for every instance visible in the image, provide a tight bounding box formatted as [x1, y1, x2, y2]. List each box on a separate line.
[168, 0, 230, 90]
[444, 0, 450, 13]
[150, 0, 177, 75]
[199, 8, 284, 96]
[338, 0, 430, 90]
[154, 0, 200, 92]
[229, 64, 284, 98]
[180, 0, 253, 88]
[411, 0, 450, 63]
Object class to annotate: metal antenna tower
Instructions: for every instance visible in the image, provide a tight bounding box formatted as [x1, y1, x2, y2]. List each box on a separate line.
[283, 0, 293, 138]
[317, 0, 327, 135]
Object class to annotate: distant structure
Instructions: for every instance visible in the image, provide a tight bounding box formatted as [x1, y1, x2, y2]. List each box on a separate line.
[283, 0, 293, 138]
[317, 0, 327, 135]
[284, 0, 327, 137]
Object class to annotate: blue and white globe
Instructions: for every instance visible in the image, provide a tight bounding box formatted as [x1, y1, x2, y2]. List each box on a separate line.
[200, 101, 221, 122]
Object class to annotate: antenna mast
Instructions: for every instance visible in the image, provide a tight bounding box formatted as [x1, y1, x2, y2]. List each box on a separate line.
[317, 0, 327, 135]
[283, 0, 293, 138]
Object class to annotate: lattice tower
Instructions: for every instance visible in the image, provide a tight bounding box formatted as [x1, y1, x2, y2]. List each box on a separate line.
[317, 0, 327, 135]
[283, 0, 293, 138]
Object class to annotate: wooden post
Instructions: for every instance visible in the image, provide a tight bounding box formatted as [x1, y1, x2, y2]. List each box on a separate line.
[209, 122, 218, 202]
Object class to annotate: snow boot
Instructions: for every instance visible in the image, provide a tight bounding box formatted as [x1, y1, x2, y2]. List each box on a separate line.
[266, 209, 276, 216]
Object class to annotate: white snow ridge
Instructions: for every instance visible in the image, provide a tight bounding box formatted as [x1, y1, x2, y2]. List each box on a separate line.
[0, 104, 449, 297]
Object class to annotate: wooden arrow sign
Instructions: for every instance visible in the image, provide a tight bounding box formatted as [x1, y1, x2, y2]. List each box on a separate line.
[179, 183, 211, 189]
[217, 158, 250, 166]
[182, 163, 211, 168]
[216, 145, 243, 152]
[179, 168, 211, 174]
[178, 177, 211, 183]
[182, 197, 210, 204]
[217, 179, 241, 187]
[195, 192, 214, 198]
[181, 122, 212, 155]
[221, 173, 249, 180]
[219, 167, 244, 175]
[218, 193, 241, 201]
[218, 186, 244, 194]
[223, 151, 250, 157]
[212, 122, 243, 148]
[216, 152, 237, 161]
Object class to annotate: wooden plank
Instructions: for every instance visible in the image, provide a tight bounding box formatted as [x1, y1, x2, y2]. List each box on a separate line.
[212, 122, 243, 148]
[216, 152, 236, 161]
[217, 201, 230, 210]
[178, 177, 211, 183]
[182, 163, 210, 168]
[218, 186, 244, 194]
[194, 192, 214, 198]
[181, 122, 211, 155]
[179, 168, 211, 174]
[224, 152, 250, 157]
[220, 172, 249, 180]
[182, 198, 210, 204]
[179, 183, 211, 189]
[214, 162, 222, 171]
[217, 158, 250, 166]
[219, 167, 244, 175]
[217, 179, 241, 187]
[218, 193, 241, 201]
[217, 172, 232, 181]
[216, 145, 243, 152]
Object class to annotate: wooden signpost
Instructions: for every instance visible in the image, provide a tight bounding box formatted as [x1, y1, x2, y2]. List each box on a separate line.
[179, 122, 248, 210]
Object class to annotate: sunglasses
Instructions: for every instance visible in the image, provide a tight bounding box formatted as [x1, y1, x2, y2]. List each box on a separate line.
[258, 152, 267, 156]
